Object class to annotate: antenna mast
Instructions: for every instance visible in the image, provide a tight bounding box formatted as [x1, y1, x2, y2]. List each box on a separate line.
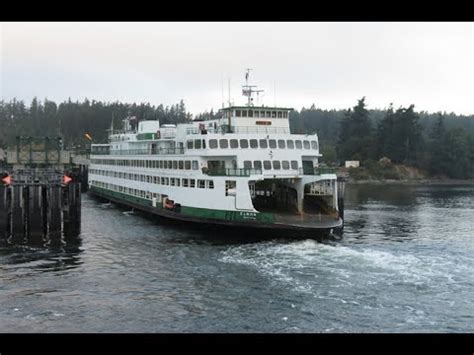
[242, 69, 264, 107]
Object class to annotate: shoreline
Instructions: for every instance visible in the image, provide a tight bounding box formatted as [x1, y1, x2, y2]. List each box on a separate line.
[346, 178, 474, 185]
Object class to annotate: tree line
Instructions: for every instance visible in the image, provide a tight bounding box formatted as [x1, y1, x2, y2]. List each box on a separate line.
[1, 97, 473, 178]
[290, 98, 474, 179]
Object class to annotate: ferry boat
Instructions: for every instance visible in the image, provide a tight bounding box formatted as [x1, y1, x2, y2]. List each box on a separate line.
[88, 71, 344, 236]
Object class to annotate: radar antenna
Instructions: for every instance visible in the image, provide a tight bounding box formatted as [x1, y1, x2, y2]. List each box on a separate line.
[242, 69, 264, 107]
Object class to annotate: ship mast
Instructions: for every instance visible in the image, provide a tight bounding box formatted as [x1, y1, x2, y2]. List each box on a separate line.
[242, 69, 264, 107]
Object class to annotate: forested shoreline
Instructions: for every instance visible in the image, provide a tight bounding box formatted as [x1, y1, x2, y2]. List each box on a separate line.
[1, 97, 473, 179]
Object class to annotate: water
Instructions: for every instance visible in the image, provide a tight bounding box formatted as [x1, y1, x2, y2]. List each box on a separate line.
[1, 184, 473, 333]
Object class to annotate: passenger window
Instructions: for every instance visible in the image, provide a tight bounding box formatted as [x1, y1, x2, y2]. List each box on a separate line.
[250, 139, 258, 148]
[190, 179, 196, 188]
[194, 139, 202, 149]
[248, 110, 253, 117]
[303, 141, 310, 149]
[236, 110, 241, 117]
[254, 111, 259, 118]
[278, 112, 282, 118]
[282, 161, 290, 170]
[272, 111, 277, 118]
[263, 161, 272, 170]
[185, 161, 191, 170]
[230, 139, 238, 148]
[219, 139, 228, 149]
[278, 140, 286, 149]
[295, 140, 302, 149]
[311, 141, 318, 150]
[192, 161, 199, 170]
[269, 140, 277, 148]
[239, 139, 249, 148]
[187, 140, 193, 149]
[243, 161, 252, 169]
[208, 180, 214, 189]
[198, 180, 206, 188]
[242, 110, 247, 117]
[259, 139, 268, 148]
[179, 161, 184, 170]
[266, 111, 271, 117]
[273, 161, 281, 169]
[173, 161, 178, 169]
[209, 139, 218, 149]
[253, 161, 262, 170]
[286, 140, 294, 149]
[291, 160, 298, 169]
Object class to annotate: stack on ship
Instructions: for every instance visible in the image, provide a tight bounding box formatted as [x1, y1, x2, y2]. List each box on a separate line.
[88, 71, 344, 235]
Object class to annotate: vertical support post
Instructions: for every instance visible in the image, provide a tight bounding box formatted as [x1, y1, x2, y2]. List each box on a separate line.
[0, 186, 10, 243]
[26, 185, 44, 245]
[48, 185, 62, 246]
[10, 185, 25, 244]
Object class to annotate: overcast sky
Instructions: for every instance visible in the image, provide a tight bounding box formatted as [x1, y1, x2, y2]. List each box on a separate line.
[1, 22, 473, 115]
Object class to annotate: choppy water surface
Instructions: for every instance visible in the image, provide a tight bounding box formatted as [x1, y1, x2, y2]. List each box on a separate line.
[1, 184, 473, 332]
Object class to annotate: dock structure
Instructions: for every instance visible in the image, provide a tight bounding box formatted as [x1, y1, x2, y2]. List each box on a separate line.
[0, 136, 87, 246]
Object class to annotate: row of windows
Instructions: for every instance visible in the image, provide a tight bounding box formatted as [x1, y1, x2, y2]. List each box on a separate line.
[91, 159, 200, 170]
[243, 160, 300, 170]
[91, 180, 158, 200]
[188, 138, 318, 150]
[233, 110, 288, 118]
[90, 169, 214, 189]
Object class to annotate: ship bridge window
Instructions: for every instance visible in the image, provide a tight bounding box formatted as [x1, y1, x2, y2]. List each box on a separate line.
[198, 180, 205, 188]
[187, 140, 193, 149]
[266, 111, 271, 117]
[278, 112, 283, 118]
[248, 110, 253, 117]
[311, 141, 318, 150]
[263, 161, 272, 170]
[291, 160, 298, 169]
[185, 160, 191, 170]
[183, 178, 189, 187]
[242, 110, 248, 117]
[250, 139, 258, 148]
[243, 161, 252, 169]
[192, 161, 199, 170]
[295, 140, 302, 149]
[253, 161, 262, 170]
[273, 161, 281, 170]
[272, 111, 277, 118]
[254, 111, 259, 118]
[207, 180, 214, 189]
[269, 140, 277, 149]
[236, 110, 241, 117]
[278, 139, 286, 149]
[179, 161, 184, 170]
[286, 140, 294, 149]
[239, 139, 248, 148]
[209, 139, 218, 149]
[190, 179, 196, 188]
[230, 139, 238, 148]
[283, 111, 288, 118]
[219, 139, 228, 149]
[259, 139, 268, 148]
[282, 161, 290, 170]
[167, 161, 172, 169]
[303, 141, 310, 149]
[194, 139, 202, 149]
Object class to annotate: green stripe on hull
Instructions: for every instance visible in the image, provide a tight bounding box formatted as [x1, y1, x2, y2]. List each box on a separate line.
[89, 186, 274, 223]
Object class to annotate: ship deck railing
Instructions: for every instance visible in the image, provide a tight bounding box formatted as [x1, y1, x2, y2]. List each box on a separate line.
[205, 168, 263, 177]
[91, 148, 185, 156]
[299, 167, 337, 175]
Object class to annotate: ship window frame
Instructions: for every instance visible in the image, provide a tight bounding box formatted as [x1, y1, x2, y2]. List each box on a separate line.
[259, 139, 268, 148]
[236, 110, 241, 117]
[278, 111, 283, 118]
[295, 140, 303, 149]
[249, 139, 258, 149]
[286, 140, 294, 149]
[311, 140, 318, 150]
[207, 180, 214, 189]
[272, 111, 277, 118]
[291, 160, 298, 169]
[230, 139, 238, 148]
[254, 111, 259, 118]
[253, 160, 262, 170]
[263, 160, 272, 170]
[239, 139, 249, 148]
[269, 139, 277, 149]
[219, 139, 228, 149]
[266, 111, 271, 117]
[185, 160, 191, 170]
[303, 140, 310, 149]
[272, 160, 281, 170]
[198, 179, 206, 189]
[243, 161, 252, 169]
[282, 160, 290, 170]
[209, 139, 218, 149]
[192, 161, 199, 170]
[194, 139, 202, 149]
[278, 139, 286, 149]
[183, 178, 189, 187]
[190, 179, 196, 188]
[242, 110, 248, 117]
